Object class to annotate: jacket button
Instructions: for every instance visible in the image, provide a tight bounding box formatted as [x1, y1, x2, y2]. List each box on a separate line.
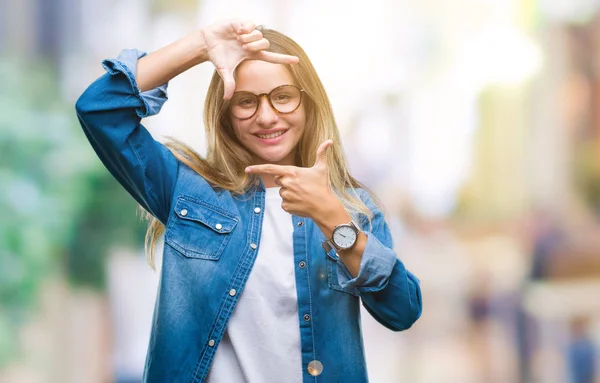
[215, 223, 223, 230]
[303, 314, 311, 322]
[229, 289, 237, 296]
[250, 243, 257, 250]
[307, 360, 323, 376]
[299, 261, 306, 268]
[208, 339, 215, 347]
[254, 207, 261, 214]
[297, 221, 303, 227]
[180, 209, 188, 216]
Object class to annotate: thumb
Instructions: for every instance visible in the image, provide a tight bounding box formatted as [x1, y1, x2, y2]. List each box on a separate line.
[314, 139, 333, 168]
[219, 68, 236, 100]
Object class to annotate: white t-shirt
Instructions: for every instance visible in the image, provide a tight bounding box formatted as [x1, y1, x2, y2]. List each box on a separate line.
[206, 187, 302, 383]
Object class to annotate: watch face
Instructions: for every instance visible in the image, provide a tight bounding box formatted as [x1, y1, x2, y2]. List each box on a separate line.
[332, 224, 357, 249]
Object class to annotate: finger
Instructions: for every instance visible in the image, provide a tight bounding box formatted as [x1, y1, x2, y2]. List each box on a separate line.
[243, 38, 270, 52]
[254, 50, 299, 64]
[237, 29, 263, 44]
[279, 188, 290, 200]
[218, 68, 236, 100]
[273, 175, 284, 187]
[314, 139, 333, 167]
[245, 164, 296, 176]
[235, 20, 256, 34]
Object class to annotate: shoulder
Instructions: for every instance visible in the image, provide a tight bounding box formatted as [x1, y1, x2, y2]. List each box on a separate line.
[354, 188, 375, 207]
[347, 187, 385, 229]
[351, 188, 382, 215]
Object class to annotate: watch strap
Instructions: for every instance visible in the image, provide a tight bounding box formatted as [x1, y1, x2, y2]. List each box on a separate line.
[321, 239, 339, 253]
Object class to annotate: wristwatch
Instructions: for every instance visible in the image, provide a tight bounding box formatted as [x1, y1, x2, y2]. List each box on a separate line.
[322, 221, 360, 252]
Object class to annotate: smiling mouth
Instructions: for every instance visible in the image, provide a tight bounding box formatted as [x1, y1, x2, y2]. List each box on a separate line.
[256, 131, 286, 139]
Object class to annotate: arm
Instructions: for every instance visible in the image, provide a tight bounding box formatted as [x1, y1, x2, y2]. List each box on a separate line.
[305, 184, 422, 331]
[329, 190, 423, 331]
[245, 141, 422, 331]
[135, 30, 207, 92]
[75, 49, 178, 224]
[75, 32, 210, 223]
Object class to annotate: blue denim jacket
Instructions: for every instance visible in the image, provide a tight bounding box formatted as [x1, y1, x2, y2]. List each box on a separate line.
[75, 50, 422, 383]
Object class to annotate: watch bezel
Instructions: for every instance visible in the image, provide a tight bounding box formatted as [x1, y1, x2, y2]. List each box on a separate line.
[331, 221, 360, 250]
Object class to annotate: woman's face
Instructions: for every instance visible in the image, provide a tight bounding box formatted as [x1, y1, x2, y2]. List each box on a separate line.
[230, 60, 306, 166]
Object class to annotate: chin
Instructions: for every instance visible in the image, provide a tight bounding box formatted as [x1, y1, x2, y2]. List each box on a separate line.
[254, 149, 294, 165]
[258, 155, 288, 164]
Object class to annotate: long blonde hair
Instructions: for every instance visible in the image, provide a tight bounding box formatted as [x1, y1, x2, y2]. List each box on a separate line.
[143, 27, 374, 269]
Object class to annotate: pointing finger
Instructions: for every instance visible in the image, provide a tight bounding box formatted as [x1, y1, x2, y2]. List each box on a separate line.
[254, 50, 299, 65]
[245, 164, 296, 176]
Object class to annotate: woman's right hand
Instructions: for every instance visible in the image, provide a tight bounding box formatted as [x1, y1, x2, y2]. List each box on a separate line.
[201, 20, 299, 99]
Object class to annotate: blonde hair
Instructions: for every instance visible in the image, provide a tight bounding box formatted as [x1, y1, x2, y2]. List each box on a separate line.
[143, 27, 374, 269]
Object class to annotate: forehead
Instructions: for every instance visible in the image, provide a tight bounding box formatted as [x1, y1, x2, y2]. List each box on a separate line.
[234, 60, 296, 93]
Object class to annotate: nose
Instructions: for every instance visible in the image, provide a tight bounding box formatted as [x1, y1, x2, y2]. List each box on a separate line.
[255, 95, 278, 126]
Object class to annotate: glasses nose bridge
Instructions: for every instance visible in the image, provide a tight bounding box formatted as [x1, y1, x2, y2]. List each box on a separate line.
[255, 92, 277, 115]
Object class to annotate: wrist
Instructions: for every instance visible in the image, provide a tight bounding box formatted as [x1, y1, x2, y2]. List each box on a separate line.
[313, 195, 351, 234]
[187, 29, 209, 65]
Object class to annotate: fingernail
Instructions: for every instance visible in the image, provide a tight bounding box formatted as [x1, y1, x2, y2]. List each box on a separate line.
[245, 167, 252, 173]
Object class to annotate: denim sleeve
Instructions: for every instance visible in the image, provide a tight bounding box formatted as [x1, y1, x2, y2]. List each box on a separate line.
[332, 189, 422, 331]
[75, 49, 178, 224]
[101, 49, 168, 118]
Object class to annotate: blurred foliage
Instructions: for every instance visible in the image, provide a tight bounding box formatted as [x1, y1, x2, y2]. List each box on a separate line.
[67, 171, 146, 289]
[0, 57, 145, 367]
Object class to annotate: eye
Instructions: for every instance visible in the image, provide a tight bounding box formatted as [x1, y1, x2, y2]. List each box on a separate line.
[272, 93, 293, 103]
[236, 97, 257, 108]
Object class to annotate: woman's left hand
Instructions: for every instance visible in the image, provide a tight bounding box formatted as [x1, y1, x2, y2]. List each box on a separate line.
[245, 140, 341, 219]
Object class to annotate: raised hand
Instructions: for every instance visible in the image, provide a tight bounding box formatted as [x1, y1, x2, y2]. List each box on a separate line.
[201, 20, 300, 99]
[245, 140, 339, 219]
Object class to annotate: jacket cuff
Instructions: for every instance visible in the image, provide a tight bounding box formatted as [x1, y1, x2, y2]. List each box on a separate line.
[333, 232, 398, 293]
[101, 48, 168, 118]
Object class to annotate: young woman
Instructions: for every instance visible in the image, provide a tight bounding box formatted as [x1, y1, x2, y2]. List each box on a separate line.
[76, 19, 422, 383]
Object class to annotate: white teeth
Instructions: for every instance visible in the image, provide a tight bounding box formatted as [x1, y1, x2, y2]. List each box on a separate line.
[257, 131, 285, 139]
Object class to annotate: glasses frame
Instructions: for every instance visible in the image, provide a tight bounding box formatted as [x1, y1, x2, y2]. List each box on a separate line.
[229, 84, 305, 120]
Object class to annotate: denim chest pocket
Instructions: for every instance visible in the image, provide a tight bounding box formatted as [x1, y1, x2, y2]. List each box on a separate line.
[165, 197, 239, 260]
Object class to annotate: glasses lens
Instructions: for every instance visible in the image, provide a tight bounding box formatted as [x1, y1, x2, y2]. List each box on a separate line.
[269, 85, 301, 113]
[230, 92, 258, 119]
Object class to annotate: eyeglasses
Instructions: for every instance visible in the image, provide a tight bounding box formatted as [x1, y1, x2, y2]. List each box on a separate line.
[230, 85, 304, 120]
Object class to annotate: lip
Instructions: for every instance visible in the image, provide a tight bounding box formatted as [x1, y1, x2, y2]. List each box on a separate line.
[253, 129, 288, 145]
